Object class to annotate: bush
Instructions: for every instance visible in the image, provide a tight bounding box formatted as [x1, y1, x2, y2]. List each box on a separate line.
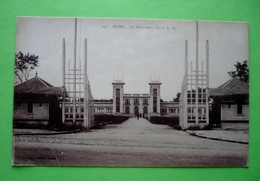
[149, 116, 179, 126]
[94, 114, 131, 125]
[187, 125, 200, 130]
[172, 125, 182, 130]
[91, 122, 107, 129]
[187, 124, 211, 130]
[202, 124, 212, 130]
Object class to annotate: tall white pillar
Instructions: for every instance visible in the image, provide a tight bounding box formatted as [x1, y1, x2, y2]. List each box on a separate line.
[206, 40, 209, 125]
[84, 38, 89, 129]
[73, 18, 77, 124]
[195, 21, 199, 126]
[62, 38, 66, 124]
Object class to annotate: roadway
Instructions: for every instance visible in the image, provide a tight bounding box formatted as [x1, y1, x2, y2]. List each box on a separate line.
[13, 118, 248, 167]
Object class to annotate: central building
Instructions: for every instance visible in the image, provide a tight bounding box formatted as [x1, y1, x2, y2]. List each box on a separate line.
[112, 79, 162, 115]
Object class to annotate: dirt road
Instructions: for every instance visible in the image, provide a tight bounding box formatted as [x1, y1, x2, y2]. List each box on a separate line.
[13, 118, 248, 167]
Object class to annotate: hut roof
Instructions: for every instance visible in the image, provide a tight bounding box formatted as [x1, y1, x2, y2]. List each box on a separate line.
[209, 78, 249, 96]
[14, 76, 65, 96]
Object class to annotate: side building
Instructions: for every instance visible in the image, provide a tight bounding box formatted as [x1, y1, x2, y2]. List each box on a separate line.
[13, 75, 66, 126]
[209, 78, 249, 129]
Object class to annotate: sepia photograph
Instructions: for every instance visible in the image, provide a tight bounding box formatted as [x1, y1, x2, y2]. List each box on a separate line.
[13, 17, 249, 167]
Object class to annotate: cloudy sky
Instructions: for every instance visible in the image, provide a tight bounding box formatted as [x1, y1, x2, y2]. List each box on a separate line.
[16, 17, 248, 100]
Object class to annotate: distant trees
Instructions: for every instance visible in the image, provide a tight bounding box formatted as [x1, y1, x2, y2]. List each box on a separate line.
[228, 60, 249, 83]
[15, 51, 39, 84]
[94, 99, 113, 102]
[173, 92, 181, 102]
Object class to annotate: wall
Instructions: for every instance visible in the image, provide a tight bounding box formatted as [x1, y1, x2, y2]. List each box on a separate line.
[13, 103, 49, 120]
[221, 104, 249, 121]
[94, 102, 113, 114]
[123, 95, 150, 114]
[220, 104, 249, 130]
[160, 102, 179, 117]
[221, 122, 248, 130]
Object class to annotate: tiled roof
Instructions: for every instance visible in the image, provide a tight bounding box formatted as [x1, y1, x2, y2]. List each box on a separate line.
[209, 78, 249, 96]
[14, 76, 64, 96]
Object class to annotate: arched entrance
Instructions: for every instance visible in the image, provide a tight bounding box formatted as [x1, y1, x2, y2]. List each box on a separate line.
[125, 106, 130, 114]
[143, 106, 148, 114]
[134, 106, 139, 114]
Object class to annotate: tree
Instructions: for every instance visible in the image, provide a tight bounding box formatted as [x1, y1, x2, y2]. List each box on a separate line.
[228, 60, 249, 83]
[173, 92, 181, 102]
[15, 51, 39, 84]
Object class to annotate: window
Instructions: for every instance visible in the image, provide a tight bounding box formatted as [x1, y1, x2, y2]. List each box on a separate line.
[237, 104, 243, 114]
[116, 106, 120, 113]
[28, 102, 33, 113]
[143, 99, 148, 105]
[125, 99, 130, 105]
[161, 109, 167, 113]
[116, 97, 120, 105]
[134, 99, 139, 104]
[125, 106, 130, 114]
[153, 106, 157, 113]
[116, 89, 120, 96]
[198, 108, 201, 114]
[143, 106, 148, 114]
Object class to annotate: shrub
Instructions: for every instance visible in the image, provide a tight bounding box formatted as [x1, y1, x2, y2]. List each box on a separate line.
[94, 114, 131, 125]
[149, 116, 179, 126]
[187, 124, 212, 130]
[201, 124, 212, 130]
[172, 125, 182, 130]
[187, 125, 200, 130]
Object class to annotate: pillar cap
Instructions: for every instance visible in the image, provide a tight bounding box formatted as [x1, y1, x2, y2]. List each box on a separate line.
[112, 79, 125, 85]
[149, 80, 161, 85]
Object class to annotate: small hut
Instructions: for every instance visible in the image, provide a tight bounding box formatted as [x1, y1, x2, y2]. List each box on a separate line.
[13, 75, 66, 127]
[209, 78, 249, 129]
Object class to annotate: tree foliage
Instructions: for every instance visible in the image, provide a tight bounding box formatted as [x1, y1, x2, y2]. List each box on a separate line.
[15, 51, 39, 84]
[228, 60, 249, 83]
[173, 92, 181, 102]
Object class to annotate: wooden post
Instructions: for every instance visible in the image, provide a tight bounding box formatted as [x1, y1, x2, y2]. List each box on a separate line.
[84, 38, 89, 129]
[62, 38, 66, 124]
[206, 40, 209, 124]
[184, 40, 188, 128]
[73, 18, 77, 125]
[195, 21, 199, 126]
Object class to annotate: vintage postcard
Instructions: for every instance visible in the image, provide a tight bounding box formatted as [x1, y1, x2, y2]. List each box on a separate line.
[13, 17, 248, 167]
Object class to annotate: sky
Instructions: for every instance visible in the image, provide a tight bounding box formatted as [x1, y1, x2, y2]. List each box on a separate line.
[16, 17, 248, 101]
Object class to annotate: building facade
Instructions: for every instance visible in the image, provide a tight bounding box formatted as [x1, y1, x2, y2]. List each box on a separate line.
[112, 79, 162, 115]
[108, 79, 179, 117]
